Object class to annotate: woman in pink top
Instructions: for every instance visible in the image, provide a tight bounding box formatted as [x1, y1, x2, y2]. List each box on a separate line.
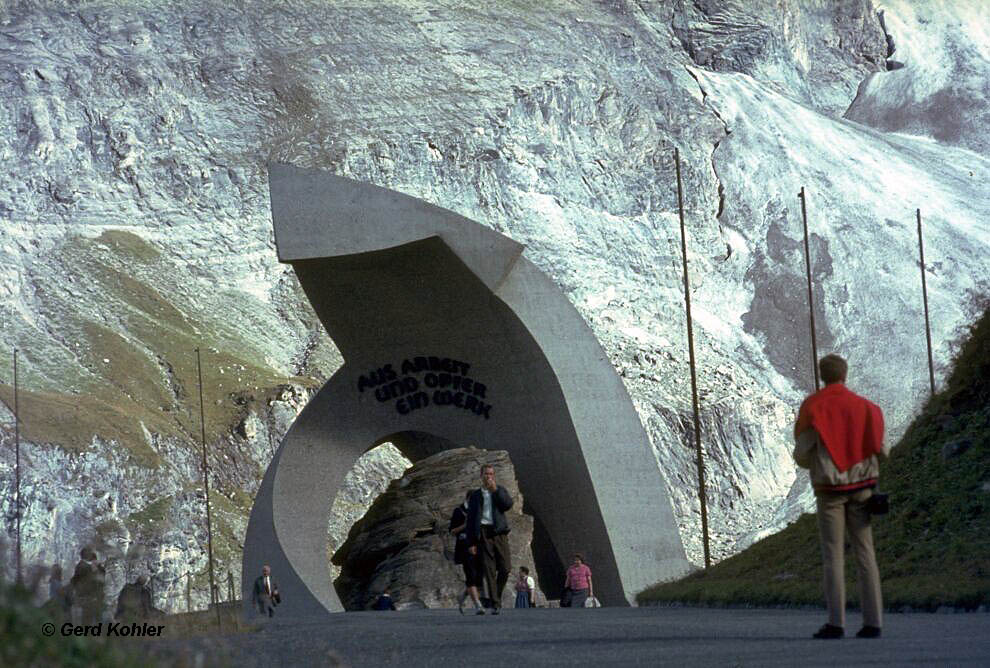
[564, 553, 593, 608]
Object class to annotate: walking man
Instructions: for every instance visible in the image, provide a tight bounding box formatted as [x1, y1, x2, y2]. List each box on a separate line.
[252, 565, 280, 618]
[450, 490, 484, 614]
[794, 354, 888, 639]
[466, 463, 513, 614]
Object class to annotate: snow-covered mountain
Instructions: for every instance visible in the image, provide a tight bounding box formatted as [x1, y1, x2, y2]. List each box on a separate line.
[1, 0, 987, 612]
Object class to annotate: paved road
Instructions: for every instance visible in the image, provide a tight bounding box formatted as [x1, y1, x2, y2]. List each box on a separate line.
[153, 607, 990, 667]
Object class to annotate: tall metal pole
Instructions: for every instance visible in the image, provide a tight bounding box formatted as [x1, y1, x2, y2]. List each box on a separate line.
[195, 348, 219, 627]
[674, 148, 711, 569]
[917, 209, 936, 396]
[13, 349, 21, 585]
[799, 187, 821, 391]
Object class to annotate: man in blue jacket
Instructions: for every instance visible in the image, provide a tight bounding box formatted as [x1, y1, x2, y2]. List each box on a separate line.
[372, 587, 397, 610]
[466, 463, 514, 614]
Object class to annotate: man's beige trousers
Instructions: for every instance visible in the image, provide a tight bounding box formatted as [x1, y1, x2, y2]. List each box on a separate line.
[816, 488, 883, 628]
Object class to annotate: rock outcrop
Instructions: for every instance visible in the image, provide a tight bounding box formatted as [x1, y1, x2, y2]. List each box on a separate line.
[332, 448, 541, 611]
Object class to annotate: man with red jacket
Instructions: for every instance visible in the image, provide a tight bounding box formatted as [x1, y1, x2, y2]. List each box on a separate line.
[794, 354, 889, 640]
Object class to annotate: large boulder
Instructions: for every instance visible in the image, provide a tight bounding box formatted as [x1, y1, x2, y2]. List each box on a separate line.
[332, 448, 542, 610]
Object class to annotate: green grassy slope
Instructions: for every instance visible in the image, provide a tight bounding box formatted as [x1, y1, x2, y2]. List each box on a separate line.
[0, 230, 332, 567]
[1, 579, 152, 668]
[638, 305, 990, 611]
[0, 231, 319, 461]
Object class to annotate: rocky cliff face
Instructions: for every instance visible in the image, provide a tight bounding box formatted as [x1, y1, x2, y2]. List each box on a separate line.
[1, 1, 987, 611]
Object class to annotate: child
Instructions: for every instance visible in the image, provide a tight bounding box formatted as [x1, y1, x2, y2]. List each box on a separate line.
[514, 566, 535, 608]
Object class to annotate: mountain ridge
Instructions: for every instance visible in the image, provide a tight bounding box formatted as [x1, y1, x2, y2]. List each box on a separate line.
[0, 0, 987, 612]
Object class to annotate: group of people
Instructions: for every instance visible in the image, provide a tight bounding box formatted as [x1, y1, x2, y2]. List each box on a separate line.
[253, 352, 882, 638]
[448, 462, 596, 613]
[47, 546, 106, 624]
[440, 351, 888, 638]
[47, 546, 159, 624]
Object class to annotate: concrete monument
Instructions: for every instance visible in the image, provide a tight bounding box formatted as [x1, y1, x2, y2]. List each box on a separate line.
[242, 164, 690, 616]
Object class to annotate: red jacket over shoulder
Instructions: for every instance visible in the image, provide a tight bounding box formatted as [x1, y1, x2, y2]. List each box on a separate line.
[794, 382, 885, 473]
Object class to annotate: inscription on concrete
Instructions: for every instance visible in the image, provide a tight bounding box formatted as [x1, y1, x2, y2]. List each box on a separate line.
[357, 356, 493, 419]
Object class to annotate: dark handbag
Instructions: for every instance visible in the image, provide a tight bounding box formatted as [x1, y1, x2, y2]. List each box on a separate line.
[561, 587, 572, 608]
[272, 590, 281, 605]
[866, 492, 889, 515]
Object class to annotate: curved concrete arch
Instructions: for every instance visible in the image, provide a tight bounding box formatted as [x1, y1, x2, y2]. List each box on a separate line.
[243, 164, 690, 615]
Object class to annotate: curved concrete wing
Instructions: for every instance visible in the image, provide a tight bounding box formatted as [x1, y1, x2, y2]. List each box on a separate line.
[243, 164, 690, 615]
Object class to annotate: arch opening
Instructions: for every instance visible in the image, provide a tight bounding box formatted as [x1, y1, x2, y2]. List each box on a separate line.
[326, 442, 408, 582]
[331, 432, 552, 610]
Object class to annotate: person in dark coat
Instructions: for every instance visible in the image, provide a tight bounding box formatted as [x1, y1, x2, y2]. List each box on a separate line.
[466, 463, 513, 614]
[49, 564, 63, 602]
[450, 490, 483, 614]
[372, 587, 397, 610]
[115, 575, 156, 622]
[46, 564, 71, 622]
[252, 565, 280, 617]
[70, 546, 106, 624]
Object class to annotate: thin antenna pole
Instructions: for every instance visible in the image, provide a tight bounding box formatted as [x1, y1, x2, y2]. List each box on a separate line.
[13, 349, 21, 585]
[674, 148, 711, 569]
[267, 416, 276, 458]
[799, 187, 821, 391]
[195, 348, 219, 628]
[917, 209, 936, 396]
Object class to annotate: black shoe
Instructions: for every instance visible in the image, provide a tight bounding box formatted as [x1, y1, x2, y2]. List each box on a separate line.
[856, 625, 881, 638]
[491, 608, 500, 615]
[475, 609, 485, 615]
[813, 624, 844, 639]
